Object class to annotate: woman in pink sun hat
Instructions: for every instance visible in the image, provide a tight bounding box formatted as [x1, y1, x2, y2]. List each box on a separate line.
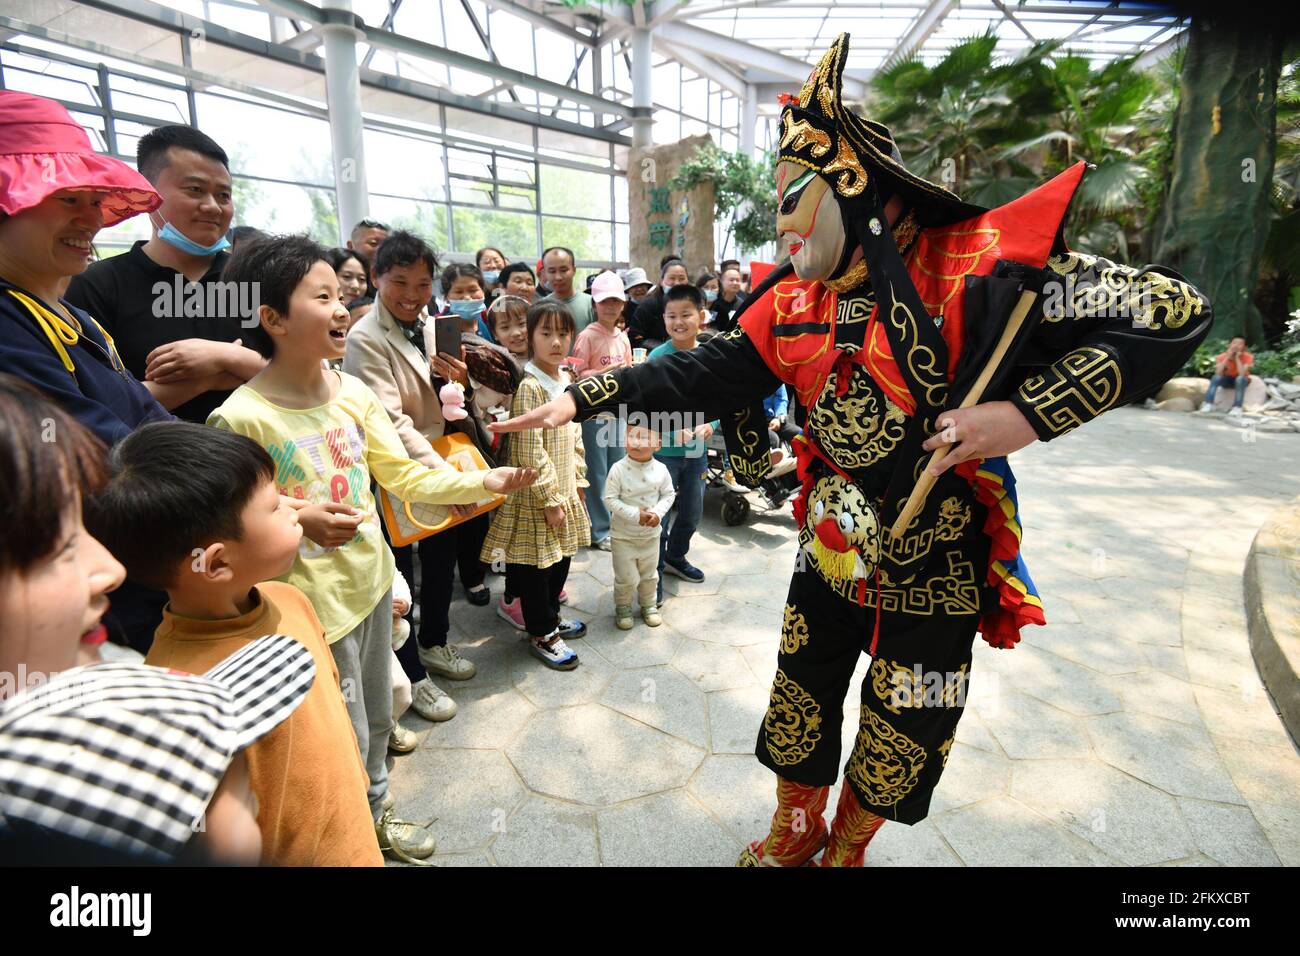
[0, 90, 173, 448]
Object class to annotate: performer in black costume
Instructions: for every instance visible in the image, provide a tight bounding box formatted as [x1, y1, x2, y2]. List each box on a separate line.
[492, 33, 1212, 866]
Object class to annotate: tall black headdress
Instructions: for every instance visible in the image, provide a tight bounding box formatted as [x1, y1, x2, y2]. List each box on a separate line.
[773, 32, 987, 425]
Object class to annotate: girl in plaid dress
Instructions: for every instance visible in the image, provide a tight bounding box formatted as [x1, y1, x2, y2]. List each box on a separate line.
[481, 301, 590, 669]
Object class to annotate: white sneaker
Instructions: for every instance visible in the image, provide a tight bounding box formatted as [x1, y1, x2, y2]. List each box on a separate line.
[1227, 406, 1243, 418]
[1196, 401, 1213, 414]
[528, 631, 579, 670]
[418, 642, 477, 680]
[411, 679, 458, 721]
[388, 723, 420, 753]
[375, 807, 435, 864]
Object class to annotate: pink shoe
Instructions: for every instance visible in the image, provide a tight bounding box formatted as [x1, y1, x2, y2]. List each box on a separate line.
[496, 597, 527, 632]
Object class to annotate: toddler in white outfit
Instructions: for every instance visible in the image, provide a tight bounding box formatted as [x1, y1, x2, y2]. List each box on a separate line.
[604, 424, 676, 629]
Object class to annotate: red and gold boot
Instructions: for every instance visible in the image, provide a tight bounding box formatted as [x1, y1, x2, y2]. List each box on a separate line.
[736, 775, 830, 867]
[819, 780, 885, 867]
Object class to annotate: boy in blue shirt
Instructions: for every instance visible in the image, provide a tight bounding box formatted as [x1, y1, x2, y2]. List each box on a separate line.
[649, 284, 719, 604]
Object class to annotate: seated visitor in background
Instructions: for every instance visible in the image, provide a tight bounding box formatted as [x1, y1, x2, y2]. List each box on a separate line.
[1197, 334, 1254, 417]
[621, 266, 653, 328]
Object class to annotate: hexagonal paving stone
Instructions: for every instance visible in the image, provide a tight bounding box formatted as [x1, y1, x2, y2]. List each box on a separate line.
[980, 690, 1092, 760]
[557, 569, 614, 617]
[1010, 759, 1192, 866]
[582, 621, 683, 669]
[867, 817, 963, 867]
[1085, 712, 1244, 804]
[1098, 668, 1202, 727]
[739, 641, 779, 688]
[672, 638, 759, 692]
[510, 646, 617, 709]
[717, 571, 791, 613]
[929, 742, 1012, 816]
[688, 754, 777, 846]
[1193, 685, 1292, 749]
[386, 748, 526, 854]
[985, 644, 1123, 717]
[707, 686, 768, 754]
[491, 796, 599, 867]
[597, 790, 742, 866]
[659, 593, 780, 646]
[1177, 798, 1281, 866]
[418, 684, 534, 751]
[600, 665, 708, 748]
[506, 704, 703, 806]
[1020, 624, 1146, 676]
[931, 796, 1116, 866]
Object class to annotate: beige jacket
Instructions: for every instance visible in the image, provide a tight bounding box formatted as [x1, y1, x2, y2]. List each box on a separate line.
[343, 297, 447, 469]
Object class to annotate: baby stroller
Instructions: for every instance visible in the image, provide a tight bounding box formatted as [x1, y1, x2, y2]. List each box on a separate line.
[703, 430, 801, 526]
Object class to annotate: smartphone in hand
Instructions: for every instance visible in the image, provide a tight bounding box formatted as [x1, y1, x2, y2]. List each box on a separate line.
[433, 315, 461, 360]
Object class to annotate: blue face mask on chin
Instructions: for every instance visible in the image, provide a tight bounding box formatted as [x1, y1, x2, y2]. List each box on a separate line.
[481, 270, 500, 286]
[447, 299, 484, 322]
[155, 216, 231, 256]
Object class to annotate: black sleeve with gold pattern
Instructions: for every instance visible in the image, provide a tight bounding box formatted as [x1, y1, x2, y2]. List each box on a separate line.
[567, 325, 782, 424]
[1008, 252, 1213, 440]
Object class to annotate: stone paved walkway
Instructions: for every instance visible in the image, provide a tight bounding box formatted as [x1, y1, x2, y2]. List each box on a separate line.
[388, 406, 1300, 866]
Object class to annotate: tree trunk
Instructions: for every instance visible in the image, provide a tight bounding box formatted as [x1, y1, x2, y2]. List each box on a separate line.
[1152, 18, 1282, 345]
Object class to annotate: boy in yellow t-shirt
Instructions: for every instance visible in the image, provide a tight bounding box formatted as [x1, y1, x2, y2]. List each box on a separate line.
[205, 235, 536, 863]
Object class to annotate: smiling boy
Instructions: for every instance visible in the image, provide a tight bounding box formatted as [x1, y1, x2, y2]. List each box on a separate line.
[206, 233, 536, 862]
[649, 284, 720, 602]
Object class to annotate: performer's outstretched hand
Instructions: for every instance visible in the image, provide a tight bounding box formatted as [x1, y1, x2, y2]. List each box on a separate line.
[922, 401, 1038, 476]
[488, 392, 578, 433]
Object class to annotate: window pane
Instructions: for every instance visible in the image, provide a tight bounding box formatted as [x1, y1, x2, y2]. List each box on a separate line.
[452, 207, 537, 261]
[541, 216, 610, 265]
[108, 74, 189, 124]
[195, 93, 334, 187]
[231, 177, 340, 247]
[540, 164, 612, 220]
[364, 128, 446, 201]
[371, 196, 450, 252]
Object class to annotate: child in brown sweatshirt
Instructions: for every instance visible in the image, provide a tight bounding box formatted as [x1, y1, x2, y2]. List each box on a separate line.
[87, 421, 384, 866]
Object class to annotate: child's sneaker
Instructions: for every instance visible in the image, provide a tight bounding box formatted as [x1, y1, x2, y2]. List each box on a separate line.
[496, 596, 527, 631]
[616, 605, 635, 630]
[418, 642, 476, 680]
[388, 723, 419, 753]
[529, 631, 579, 670]
[375, 808, 436, 864]
[556, 618, 587, 640]
[411, 680, 457, 721]
[641, 604, 662, 627]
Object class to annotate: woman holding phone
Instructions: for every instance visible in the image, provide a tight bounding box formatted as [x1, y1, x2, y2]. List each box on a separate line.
[343, 231, 486, 724]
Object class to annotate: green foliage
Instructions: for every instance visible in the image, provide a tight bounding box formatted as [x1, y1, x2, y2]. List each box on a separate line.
[669, 144, 777, 252]
[866, 33, 1175, 262]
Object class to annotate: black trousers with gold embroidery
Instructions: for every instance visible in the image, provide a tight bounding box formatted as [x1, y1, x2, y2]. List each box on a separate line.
[755, 552, 981, 825]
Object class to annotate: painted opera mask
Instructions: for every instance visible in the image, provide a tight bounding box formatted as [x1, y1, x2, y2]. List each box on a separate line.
[775, 160, 853, 283]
